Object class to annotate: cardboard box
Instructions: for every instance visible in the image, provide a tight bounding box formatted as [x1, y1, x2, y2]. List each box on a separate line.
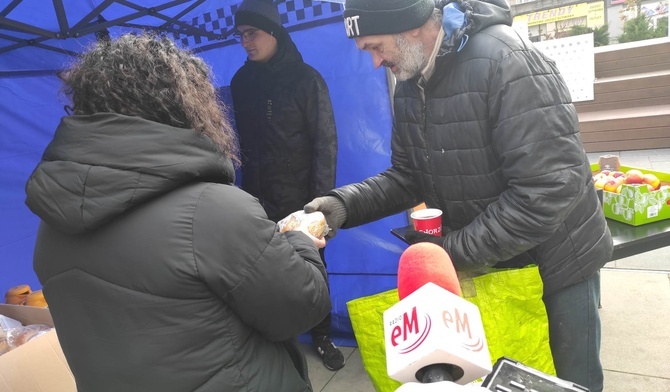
[0, 304, 75, 392]
[592, 163, 670, 226]
[597, 155, 621, 171]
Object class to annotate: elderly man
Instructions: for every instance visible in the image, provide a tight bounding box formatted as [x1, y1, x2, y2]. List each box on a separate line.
[306, 1, 613, 391]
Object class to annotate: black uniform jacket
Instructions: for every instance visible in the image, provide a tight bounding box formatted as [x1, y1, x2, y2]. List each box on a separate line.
[231, 29, 337, 222]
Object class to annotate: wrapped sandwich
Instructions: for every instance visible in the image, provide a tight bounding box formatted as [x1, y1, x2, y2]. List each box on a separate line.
[278, 211, 330, 239]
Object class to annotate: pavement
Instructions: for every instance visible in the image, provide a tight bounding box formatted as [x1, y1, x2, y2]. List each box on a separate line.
[300, 148, 670, 392]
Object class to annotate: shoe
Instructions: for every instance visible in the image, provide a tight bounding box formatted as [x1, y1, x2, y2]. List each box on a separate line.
[313, 336, 345, 371]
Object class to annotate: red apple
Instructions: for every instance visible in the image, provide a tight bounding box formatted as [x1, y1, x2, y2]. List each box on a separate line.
[642, 173, 661, 190]
[600, 170, 611, 176]
[611, 171, 625, 179]
[594, 178, 607, 189]
[603, 177, 624, 193]
[624, 169, 644, 184]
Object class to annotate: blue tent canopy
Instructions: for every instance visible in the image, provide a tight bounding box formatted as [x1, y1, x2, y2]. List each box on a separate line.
[0, 0, 410, 346]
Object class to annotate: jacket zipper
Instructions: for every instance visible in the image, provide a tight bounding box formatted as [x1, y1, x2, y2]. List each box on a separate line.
[418, 83, 442, 213]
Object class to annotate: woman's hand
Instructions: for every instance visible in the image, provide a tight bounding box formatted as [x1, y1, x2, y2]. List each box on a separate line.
[300, 230, 327, 249]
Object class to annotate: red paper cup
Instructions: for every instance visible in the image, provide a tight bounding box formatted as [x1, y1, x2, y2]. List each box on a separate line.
[410, 208, 443, 236]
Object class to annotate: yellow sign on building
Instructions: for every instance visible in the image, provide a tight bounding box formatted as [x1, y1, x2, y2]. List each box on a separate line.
[587, 1, 605, 28]
[514, 2, 605, 28]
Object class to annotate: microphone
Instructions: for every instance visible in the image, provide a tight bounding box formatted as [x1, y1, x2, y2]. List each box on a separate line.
[384, 243, 492, 385]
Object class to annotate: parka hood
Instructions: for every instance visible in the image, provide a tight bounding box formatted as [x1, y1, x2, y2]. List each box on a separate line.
[25, 113, 235, 234]
[439, 0, 512, 55]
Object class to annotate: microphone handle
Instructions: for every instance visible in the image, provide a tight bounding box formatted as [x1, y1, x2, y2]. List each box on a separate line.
[416, 364, 457, 383]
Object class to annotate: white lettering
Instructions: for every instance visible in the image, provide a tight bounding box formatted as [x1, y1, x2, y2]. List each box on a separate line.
[419, 227, 442, 235]
[344, 15, 360, 37]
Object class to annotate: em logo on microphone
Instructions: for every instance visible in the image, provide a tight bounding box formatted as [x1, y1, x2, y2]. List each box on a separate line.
[389, 307, 432, 354]
[389, 306, 484, 354]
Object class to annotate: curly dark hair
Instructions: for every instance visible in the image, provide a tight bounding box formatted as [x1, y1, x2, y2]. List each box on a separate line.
[59, 32, 240, 167]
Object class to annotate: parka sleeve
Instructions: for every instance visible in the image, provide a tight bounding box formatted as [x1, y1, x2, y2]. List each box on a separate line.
[444, 47, 593, 270]
[193, 184, 331, 342]
[303, 72, 338, 198]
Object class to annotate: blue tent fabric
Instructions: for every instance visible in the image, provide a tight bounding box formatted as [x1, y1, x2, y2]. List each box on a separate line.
[1, 74, 64, 291]
[0, 0, 408, 347]
[1, 0, 198, 74]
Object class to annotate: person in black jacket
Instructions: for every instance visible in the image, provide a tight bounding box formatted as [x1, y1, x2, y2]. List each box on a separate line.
[26, 32, 331, 392]
[230, 0, 344, 371]
[305, 0, 613, 391]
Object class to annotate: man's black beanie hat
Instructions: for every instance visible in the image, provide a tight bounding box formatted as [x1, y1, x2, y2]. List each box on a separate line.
[234, 0, 283, 36]
[343, 0, 435, 38]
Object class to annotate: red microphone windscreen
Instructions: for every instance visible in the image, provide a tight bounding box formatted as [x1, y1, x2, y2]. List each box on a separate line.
[397, 243, 461, 300]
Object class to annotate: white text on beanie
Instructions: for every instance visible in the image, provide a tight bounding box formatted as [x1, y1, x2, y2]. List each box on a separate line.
[343, 0, 434, 38]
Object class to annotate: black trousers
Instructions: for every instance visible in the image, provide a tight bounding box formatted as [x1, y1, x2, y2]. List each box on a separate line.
[311, 248, 332, 339]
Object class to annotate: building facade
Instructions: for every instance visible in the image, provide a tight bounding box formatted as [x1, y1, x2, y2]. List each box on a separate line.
[510, 0, 668, 43]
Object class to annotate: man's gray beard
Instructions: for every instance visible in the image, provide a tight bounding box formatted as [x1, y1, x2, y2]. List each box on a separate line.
[393, 34, 426, 81]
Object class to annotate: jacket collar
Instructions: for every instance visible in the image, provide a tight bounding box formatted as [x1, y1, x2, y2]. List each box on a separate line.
[419, 27, 446, 84]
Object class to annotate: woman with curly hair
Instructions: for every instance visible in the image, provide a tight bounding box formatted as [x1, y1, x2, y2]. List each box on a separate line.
[25, 32, 331, 392]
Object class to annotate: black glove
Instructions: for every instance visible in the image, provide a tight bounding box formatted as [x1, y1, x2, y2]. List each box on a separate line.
[404, 228, 446, 247]
[304, 196, 347, 240]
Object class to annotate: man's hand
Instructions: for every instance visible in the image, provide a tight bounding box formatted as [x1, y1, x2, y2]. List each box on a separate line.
[304, 196, 347, 240]
[404, 228, 446, 248]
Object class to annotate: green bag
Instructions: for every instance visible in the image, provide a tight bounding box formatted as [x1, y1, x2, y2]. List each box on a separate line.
[346, 265, 555, 392]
